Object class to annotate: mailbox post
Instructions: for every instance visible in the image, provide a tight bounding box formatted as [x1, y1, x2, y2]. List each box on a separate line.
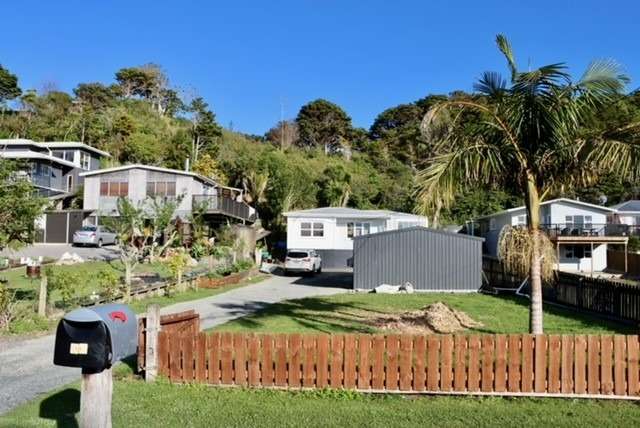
[53, 304, 137, 428]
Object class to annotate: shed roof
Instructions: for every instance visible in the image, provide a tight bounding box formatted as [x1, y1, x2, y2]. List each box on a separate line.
[353, 226, 484, 242]
[283, 207, 426, 220]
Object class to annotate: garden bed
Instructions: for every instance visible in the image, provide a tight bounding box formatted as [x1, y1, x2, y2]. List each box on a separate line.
[198, 268, 259, 289]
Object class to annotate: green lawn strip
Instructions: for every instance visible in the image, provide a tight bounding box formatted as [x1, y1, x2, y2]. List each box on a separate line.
[3, 379, 640, 428]
[214, 292, 635, 335]
[128, 274, 268, 313]
[2, 260, 173, 303]
[1, 272, 267, 336]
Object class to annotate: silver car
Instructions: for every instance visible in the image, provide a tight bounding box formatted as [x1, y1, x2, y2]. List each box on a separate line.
[72, 226, 117, 247]
[284, 249, 322, 275]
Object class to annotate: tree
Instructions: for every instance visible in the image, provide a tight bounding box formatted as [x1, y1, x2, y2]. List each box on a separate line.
[188, 97, 222, 163]
[415, 34, 634, 334]
[0, 160, 46, 249]
[318, 164, 351, 207]
[265, 120, 299, 150]
[296, 99, 353, 153]
[73, 83, 117, 110]
[0, 64, 21, 105]
[103, 196, 180, 300]
[192, 153, 228, 184]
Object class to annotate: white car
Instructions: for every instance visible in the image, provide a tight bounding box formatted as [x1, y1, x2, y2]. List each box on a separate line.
[72, 226, 118, 247]
[284, 249, 322, 275]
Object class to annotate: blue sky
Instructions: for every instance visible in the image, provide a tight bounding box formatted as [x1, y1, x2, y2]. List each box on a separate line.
[3, 1, 639, 135]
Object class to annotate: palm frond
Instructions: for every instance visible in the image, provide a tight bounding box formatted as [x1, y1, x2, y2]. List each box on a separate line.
[577, 59, 629, 97]
[496, 34, 517, 81]
[588, 138, 640, 182]
[474, 71, 507, 98]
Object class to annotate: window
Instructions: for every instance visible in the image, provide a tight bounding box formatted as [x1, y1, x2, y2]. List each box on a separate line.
[515, 215, 527, 226]
[565, 245, 592, 259]
[100, 181, 128, 197]
[489, 218, 496, 231]
[347, 222, 370, 238]
[67, 175, 73, 192]
[300, 222, 324, 237]
[147, 181, 176, 197]
[80, 152, 90, 169]
[565, 215, 593, 229]
[398, 221, 421, 229]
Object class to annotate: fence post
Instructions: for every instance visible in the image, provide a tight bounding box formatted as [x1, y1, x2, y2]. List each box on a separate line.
[145, 304, 161, 382]
[80, 367, 113, 428]
[37, 276, 47, 317]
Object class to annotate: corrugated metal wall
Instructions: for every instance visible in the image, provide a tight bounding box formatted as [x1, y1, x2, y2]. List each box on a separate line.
[353, 227, 483, 291]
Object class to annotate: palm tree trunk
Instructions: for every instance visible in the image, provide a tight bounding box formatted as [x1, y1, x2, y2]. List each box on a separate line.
[526, 176, 544, 334]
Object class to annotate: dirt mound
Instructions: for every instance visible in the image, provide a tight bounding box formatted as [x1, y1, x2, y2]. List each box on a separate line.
[369, 302, 483, 334]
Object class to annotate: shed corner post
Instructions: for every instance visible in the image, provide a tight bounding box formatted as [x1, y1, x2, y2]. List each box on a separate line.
[144, 304, 161, 382]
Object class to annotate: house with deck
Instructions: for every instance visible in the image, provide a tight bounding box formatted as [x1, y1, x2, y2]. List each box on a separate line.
[466, 198, 628, 275]
[0, 138, 110, 199]
[284, 207, 428, 268]
[80, 164, 256, 226]
[609, 200, 640, 233]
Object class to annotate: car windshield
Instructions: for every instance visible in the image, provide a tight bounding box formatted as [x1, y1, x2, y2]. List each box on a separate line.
[79, 226, 97, 232]
[287, 251, 309, 259]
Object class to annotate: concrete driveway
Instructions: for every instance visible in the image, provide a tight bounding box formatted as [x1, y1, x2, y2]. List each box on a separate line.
[0, 271, 350, 414]
[162, 271, 351, 329]
[0, 243, 119, 262]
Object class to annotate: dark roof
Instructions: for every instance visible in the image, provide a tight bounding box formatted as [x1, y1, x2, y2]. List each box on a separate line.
[611, 200, 640, 212]
[352, 226, 485, 242]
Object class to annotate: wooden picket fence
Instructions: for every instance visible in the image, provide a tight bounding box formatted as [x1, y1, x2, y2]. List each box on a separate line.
[156, 331, 640, 398]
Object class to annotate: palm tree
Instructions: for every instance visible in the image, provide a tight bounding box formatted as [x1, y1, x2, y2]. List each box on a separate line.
[415, 34, 636, 333]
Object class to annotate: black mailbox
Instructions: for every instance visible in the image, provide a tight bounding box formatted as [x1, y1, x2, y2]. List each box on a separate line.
[54, 304, 137, 372]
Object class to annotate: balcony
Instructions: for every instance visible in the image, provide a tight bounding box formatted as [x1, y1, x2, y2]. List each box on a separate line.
[540, 224, 632, 244]
[192, 195, 256, 222]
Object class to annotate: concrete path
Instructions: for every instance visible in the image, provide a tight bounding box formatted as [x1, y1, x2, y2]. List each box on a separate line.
[0, 272, 350, 414]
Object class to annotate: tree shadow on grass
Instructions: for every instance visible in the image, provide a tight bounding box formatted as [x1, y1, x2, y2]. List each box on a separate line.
[39, 388, 79, 428]
[215, 297, 387, 334]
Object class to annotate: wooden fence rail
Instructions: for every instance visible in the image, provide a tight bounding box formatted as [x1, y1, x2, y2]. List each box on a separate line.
[155, 331, 640, 398]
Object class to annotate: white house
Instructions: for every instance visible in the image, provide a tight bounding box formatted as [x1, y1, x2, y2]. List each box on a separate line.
[609, 200, 640, 227]
[468, 198, 627, 274]
[284, 207, 428, 268]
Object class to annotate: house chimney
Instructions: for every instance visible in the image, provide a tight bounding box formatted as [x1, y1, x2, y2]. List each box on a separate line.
[184, 157, 190, 172]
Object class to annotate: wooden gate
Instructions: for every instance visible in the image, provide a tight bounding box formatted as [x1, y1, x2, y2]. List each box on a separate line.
[138, 309, 200, 372]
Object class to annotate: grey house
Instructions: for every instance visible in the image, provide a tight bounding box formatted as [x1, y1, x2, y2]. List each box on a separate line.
[0, 139, 110, 198]
[352, 227, 484, 291]
[80, 164, 256, 224]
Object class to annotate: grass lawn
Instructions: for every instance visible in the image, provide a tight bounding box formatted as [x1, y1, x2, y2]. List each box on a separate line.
[2, 376, 640, 428]
[127, 274, 268, 313]
[2, 260, 173, 303]
[214, 292, 636, 335]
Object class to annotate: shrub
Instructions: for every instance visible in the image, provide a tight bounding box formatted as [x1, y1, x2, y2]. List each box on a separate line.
[97, 269, 122, 301]
[45, 266, 80, 308]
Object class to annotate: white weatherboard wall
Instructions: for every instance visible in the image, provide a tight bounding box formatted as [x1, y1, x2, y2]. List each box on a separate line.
[481, 200, 612, 271]
[287, 217, 385, 250]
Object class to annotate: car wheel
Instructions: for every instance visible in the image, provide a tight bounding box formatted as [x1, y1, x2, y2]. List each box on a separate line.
[97, 239, 103, 248]
[317, 264, 322, 274]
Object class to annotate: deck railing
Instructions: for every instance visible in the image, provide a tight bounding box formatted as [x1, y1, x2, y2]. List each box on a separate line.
[192, 195, 256, 222]
[540, 223, 640, 238]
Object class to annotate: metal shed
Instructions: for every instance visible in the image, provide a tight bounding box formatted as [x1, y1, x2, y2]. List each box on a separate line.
[352, 227, 484, 291]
